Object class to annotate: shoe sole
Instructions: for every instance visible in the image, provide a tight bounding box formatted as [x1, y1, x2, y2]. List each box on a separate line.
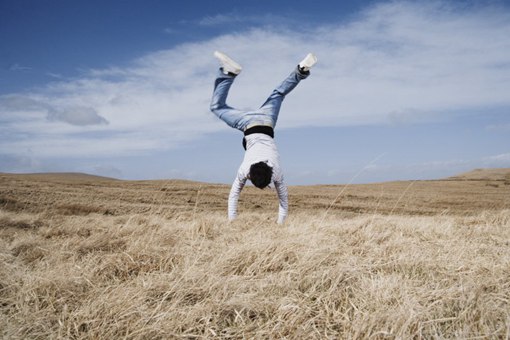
[299, 53, 318, 69]
[214, 51, 242, 74]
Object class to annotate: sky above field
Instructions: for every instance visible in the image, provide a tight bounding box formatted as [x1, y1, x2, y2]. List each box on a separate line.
[1, 0, 510, 184]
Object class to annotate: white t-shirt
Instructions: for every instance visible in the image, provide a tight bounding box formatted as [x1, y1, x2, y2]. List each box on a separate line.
[228, 133, 288, 224]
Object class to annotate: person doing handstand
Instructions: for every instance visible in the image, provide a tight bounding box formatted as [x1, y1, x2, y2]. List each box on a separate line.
[210, 51, 317, 224]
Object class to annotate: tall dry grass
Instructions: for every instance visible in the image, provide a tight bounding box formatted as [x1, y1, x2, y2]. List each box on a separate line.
[1, 206, 510, 338]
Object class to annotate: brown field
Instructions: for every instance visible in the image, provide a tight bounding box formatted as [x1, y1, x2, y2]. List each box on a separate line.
[1, 169, 510, 339]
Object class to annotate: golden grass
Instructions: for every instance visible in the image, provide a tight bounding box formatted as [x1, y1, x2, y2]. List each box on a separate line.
[1, 171, 510, 339]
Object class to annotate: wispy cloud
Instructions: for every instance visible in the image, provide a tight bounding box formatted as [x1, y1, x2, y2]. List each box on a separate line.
[198, 14, 240, 26]
[46, 72, 64, 79]
[8, 63, 32, 71]
[336, 152, 510, 183]
[47, 106, 108, 126]
[2, 1, 510, 161]
[197, 13, 289, 27]
[163, 27, 178, 35]
[1, 95, 108, 126]
[484, 152, 510, 163]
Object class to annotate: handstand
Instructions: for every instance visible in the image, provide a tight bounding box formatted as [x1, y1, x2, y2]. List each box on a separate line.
[210, 51, 317, 224]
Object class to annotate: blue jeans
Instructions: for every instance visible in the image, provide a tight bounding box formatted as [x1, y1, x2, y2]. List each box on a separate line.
[210, 67, 309, 131]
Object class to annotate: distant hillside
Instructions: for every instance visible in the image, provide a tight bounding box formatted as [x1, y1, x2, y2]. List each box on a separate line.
[0, 172, 119, 182]
[448, 168, 510, 181]
[0, 172, 215, 186]
[3, 168, 510, 185]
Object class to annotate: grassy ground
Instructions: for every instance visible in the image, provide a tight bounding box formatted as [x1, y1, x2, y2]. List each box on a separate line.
[1, 171, 509, 339]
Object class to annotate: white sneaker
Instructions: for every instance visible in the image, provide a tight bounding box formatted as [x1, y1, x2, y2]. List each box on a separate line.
[298, 53, 318, 72]
[214, 51, 242, 75]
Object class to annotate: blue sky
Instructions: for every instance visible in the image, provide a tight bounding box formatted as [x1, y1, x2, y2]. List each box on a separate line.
[1, 0, 509, 184]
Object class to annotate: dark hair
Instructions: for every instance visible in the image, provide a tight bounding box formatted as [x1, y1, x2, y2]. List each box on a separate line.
[249, 161, 273, 189]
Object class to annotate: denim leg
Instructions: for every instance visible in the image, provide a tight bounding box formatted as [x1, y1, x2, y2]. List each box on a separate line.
[210, 69, 247, 131]
[259, 67, 309, 127]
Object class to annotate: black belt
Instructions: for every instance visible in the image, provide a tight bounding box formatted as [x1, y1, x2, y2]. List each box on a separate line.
[242, 125, 274, 150]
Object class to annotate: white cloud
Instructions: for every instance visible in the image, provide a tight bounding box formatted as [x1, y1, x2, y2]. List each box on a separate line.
[1, 95, 108, 126]
[163, 27, 178, 35]
[47, 106, 108, 126]
[1, 1, 510, 160]
[9, 63, 31, 71]
[197, 13, 289, 27]
[46, 72, 64, 79]
[198, 14, 238, 26]
[484, 153, 510, 163]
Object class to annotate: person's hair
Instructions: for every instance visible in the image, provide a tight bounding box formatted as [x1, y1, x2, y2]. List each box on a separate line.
[249, 162, 273, 189]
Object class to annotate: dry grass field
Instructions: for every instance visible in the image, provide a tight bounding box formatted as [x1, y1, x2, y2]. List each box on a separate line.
[1, 169, 510, 339]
